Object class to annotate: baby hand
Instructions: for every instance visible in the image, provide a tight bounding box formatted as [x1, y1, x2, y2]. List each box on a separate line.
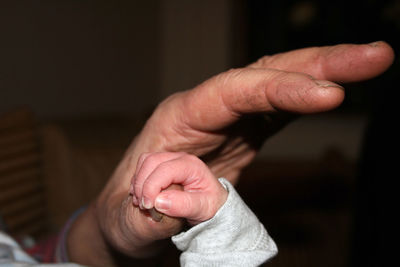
[130, 152, 228, 225]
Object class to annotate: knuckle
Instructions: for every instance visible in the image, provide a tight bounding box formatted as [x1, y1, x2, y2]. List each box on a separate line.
[181, 195, 193, 214]
[143, 152, 157, 163]
[308, 50, 325, 77]
[183, 154, 200, 164]
[177, 151, 188, 157]
[138, 152, 151, 163]
[215, 68, 247, 87]
[157, 160, 174, 174]
[140, 153, 161, 171]
[133, 178, 142, 191]
[254, 55, 273, 67]
[141, 186, 152, 199]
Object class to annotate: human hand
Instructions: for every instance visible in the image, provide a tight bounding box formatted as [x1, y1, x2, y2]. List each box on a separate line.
[131, 152, 228, 226]
[68, 42, 394, 265]
[130, 41, 394, 183]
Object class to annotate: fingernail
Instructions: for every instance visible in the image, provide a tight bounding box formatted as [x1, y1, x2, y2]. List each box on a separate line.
[314, 80, 344, 90]
[368, 41, 380, 47]
[155, 196, 171, 211]
[149, 208, 164, 222]
[142, 197, 152, 209]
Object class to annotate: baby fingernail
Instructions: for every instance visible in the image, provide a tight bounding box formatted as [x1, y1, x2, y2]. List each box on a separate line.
[142, 197, 152, 209]
[155, 196, 171, 211]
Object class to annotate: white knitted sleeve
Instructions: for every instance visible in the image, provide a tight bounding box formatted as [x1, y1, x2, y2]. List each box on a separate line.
[172, 178, 278, 267]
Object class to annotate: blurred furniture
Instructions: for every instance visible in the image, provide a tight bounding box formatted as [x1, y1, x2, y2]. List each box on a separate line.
[0, 109, 142, 236]
[0, 109, 47, 237]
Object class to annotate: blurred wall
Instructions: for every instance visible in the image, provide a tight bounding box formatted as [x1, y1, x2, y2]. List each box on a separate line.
[1, 1, 161, 119]
[0, 0, 235, 119]
[159, 0, 232, 98]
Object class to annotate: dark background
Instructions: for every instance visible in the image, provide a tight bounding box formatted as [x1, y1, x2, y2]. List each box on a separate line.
[244, 1, 398, 266]
[246, 0, 399, 114]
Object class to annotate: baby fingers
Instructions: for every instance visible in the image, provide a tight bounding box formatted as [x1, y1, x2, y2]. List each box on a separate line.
[131, 152, 186, 208]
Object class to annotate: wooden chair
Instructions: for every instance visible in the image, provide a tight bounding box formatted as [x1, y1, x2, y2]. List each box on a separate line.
[0, 109, 48, 238]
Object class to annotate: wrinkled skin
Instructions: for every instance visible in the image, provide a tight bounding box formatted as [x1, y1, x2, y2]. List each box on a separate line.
[66, 42, 394, 266]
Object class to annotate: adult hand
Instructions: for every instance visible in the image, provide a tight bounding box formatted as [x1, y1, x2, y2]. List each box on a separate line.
[67, 42, 394, 266]
[129, 41, 394, 182]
